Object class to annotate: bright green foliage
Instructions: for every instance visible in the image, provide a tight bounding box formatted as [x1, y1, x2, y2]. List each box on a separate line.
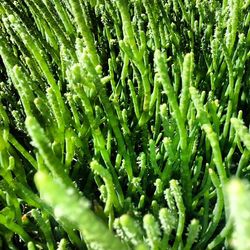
[0, 0, 250, 249]
[227, 179, 250, 250]
[35, 170, 127, 250]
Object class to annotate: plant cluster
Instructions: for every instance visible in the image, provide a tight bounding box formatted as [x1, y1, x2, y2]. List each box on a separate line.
[0, 0, 250, 249]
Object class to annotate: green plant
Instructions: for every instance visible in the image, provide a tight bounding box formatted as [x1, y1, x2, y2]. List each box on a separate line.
[0, 0, 250, 249]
